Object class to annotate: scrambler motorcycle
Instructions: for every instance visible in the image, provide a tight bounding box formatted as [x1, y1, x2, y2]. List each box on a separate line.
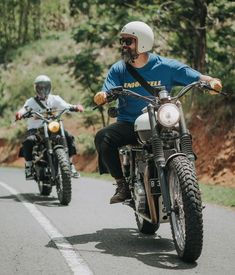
[100, 81, 222, 262]
[19, 107, 77, 205]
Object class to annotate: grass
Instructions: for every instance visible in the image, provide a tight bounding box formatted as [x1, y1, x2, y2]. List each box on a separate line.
[200, 182, 235, 208]
[0, 31, 82, 112]
[80, 172, 112, 181]
[80, 172, 235, 208]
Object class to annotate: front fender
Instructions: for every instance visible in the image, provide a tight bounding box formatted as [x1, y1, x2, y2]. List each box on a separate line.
[165, 152, 187, 167]
[53, 144, 65, 152]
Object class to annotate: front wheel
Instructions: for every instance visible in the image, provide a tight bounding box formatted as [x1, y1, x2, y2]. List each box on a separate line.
[167, 156, 203, 262]
[54, 148, 72, 205]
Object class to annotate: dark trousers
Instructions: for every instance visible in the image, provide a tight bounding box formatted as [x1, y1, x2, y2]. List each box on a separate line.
[21, 129, 76, 161]
[94, 121, 138, 179]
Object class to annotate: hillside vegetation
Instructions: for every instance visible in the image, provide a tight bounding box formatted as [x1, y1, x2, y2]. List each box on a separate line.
[0, 0, 235, 189]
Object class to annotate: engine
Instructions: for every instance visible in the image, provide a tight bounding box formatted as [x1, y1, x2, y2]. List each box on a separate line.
[133, 151, 147, 213]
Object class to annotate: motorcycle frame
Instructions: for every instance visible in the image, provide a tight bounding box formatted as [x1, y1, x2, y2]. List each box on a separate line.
[147, 104, 172, 216]
[134, 102, 192, 223]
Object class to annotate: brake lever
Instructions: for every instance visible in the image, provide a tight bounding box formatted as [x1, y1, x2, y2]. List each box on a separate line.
[93, 105, 100, 110]
[22, 109, 33, 119]
[200, 82, 229, 97]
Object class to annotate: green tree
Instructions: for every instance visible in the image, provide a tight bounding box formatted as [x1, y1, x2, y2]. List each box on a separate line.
[0, 75, 7, 117]
[206, 0, 235, 93]
[153, 0, 234, 92]
[153, 0, 208, 72]
[0, 0, 42, 63]
[0, 0, 72, 64]
[70, 0, 155, 126]
[70, 0, 234, 122]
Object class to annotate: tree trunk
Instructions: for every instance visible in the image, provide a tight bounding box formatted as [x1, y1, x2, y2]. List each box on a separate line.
[18, 0, 25, 44]
[194, 0, 207, 73]
[22, 0, 31, 44]
[32, 0, 41, 40]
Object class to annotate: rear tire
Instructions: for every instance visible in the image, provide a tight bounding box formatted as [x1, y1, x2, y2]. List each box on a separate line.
[167, 156, 203, 262]
[54, 148, 72, 206]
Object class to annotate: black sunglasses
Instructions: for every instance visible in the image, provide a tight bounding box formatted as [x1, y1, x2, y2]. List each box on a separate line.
[119, 37, 135, 46]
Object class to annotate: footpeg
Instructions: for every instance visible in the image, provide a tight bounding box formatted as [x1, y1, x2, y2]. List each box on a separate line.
[123, 199, 134, 208]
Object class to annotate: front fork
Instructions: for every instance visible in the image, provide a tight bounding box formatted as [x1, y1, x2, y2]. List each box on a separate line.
[59, 121, 71, 166]
[59, 121, 69, 156]
[44, 123, 56, 179]
[148, 105, 172, 215]
[177, 101, 195, 163]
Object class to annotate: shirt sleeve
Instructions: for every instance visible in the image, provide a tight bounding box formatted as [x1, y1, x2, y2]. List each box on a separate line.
[102, 63, 123, 92]
[23, 98, 32, 109]
[170, 60, 201, 86]
[52, 95, 72, 109]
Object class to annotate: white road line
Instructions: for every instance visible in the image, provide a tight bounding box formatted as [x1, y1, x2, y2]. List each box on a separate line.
[0, 181, 94, 275]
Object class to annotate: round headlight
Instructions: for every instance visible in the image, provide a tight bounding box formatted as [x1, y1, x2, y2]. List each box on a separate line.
[157, 103, 180, 127]
[48, 121, 60, 133]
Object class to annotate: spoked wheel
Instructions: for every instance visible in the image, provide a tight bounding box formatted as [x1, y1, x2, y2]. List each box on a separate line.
[167, 156, 203, 262]
[38, 181, 52, 196]
[54, 148, 72, 206]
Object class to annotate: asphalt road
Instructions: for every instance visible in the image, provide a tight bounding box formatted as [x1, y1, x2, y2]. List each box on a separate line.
[0, 167, 235, 275]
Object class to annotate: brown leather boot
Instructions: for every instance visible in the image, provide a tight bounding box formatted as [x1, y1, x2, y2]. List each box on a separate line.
[110, 178, 131, 204]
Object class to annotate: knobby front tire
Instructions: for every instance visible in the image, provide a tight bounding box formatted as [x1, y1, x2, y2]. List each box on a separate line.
[54, 148, 72, 206]
[167, 155, 203, 262]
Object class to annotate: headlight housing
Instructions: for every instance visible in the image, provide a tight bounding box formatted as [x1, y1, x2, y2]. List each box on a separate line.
[48, 121, 60, 133]
[157, 103, 180, 128]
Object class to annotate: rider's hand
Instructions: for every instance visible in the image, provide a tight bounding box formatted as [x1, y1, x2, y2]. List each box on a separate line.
[15, 112, 22, 121]
[74, 104, 84, 112]
[94, 92, 107, 105]
[15, 108, 27, 120]
[208, 78, 222, 94]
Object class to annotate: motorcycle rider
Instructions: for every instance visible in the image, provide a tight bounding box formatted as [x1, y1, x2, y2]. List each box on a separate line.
[15, 74, 84, 180]
[94, 21, 222, 204]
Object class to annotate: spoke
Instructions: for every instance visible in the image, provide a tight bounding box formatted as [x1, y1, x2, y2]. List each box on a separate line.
[169, 170, 186, 249]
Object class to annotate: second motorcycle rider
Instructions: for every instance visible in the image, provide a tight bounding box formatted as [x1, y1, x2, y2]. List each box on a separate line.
[15, 74, 84, 180]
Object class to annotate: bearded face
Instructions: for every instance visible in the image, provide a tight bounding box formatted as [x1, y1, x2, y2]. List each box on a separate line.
[120, 36, 138, 63]
[121, 46, 138, 63]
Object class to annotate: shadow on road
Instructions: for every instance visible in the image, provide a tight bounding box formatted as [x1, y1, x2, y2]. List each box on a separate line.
[46, 228, 197, 270]
[0, 193, 62, 207]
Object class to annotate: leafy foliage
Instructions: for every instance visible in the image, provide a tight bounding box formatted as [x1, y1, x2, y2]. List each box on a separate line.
[206, 0, 235, 93]
[70, 0, 156, 126]
[77, 133, 96, 154]
[0, 76, 7, 117]
[70, 0, 234, 116]
[0, 0, 71, 63]
[0, 0, 234, 130]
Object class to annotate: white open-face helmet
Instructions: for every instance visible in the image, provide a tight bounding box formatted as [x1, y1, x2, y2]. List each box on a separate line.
[34, 75, 51, 99]
[120, 21, 154, 54]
